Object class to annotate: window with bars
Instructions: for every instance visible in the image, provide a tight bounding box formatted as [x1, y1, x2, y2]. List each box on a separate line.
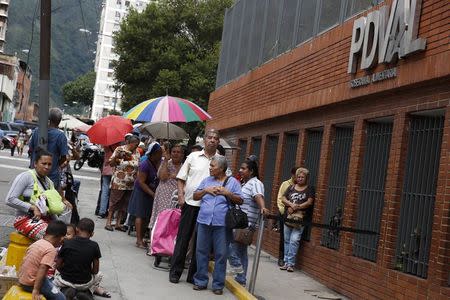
[321, 126, 354, 250]
[353, 121, 393, 261]
[251, 137, 262, 159]
[303, 129, 324, 241]
[238, 139, 248, 167]
[280, 133, 299, 181]
[262, 136, 279, 208]
[395, 114, 444, 278]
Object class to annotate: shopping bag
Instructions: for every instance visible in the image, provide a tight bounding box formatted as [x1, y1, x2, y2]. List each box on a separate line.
[13, 215, 50, 240]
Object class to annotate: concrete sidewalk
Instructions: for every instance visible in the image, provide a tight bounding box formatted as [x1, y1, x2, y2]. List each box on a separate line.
[0, 155, 347, 300]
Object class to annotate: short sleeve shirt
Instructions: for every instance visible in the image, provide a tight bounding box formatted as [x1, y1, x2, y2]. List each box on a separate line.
[177, 150, 221, 207]
[19, 239, 57, 286]
[196, 176, 243, 226]
[241, 177, 264, 226]
[58, 237, 102, 284]
[110, 146, 140, 190]
[283, 185, 315, 208]
[30, 128, 68, 185]
[134, 159, 159, 192]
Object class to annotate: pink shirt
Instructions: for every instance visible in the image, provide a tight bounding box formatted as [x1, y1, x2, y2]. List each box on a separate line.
[101, 145, 116, 176]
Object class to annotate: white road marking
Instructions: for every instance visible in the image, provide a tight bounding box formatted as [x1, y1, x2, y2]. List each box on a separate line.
[0, 164, 100, 181]
[0, 155, 101, 173]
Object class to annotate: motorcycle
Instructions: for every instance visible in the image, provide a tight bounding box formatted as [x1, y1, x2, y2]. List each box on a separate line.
[73, 143, 104, 170]
[0, 135, 17, 150]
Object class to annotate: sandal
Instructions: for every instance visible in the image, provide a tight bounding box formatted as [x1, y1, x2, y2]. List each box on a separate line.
[104, 225, 114, 231]
[93, 289, 111, 298]
[115, 226, 127, 232]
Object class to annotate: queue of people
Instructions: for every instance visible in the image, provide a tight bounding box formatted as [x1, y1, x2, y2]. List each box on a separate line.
[5, 109, 316, 298]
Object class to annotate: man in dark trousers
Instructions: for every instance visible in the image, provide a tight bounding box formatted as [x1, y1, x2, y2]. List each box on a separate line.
[169, 129, 221, 284]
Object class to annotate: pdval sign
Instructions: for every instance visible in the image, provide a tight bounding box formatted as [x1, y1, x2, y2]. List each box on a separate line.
[348, 0, 427, 82]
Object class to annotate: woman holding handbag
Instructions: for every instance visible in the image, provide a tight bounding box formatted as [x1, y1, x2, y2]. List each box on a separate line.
[280, 167, 315, 272]
[5, 148, 71, 240]
[192, 156, 243, 295]
[228, 158, 268, 286]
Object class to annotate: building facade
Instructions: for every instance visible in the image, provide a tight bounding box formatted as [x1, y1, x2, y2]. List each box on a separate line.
[0, 0, 9, 53]
[14, 60, 32, 122]
[208, 0, 449, 299]
[90, 0, 155, 120]
[0, 53, 18, 122]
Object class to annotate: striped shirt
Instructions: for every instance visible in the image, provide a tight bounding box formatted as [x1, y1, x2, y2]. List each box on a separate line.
[240, 177, 264, 226]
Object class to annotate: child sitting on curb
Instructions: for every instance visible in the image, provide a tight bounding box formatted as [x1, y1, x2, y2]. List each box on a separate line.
[54, 218, 110, 299]
[18, 220, 67, 300]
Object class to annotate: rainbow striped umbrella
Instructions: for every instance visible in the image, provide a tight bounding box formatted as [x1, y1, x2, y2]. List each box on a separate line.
[123, 95, 212, 122]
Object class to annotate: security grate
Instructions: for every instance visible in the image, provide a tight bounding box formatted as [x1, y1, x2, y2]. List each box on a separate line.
[395, 115, 444, 278]
[251, 137, 262, 158]
[304, 129, 324, 188]
[238, 139, 248, 167]
[303, 129, 324, 241]
[280, 133, 299, 181]
[262, 136, 279, 208]
[321, 126, 354, 250]
[353, 122, 393, 261]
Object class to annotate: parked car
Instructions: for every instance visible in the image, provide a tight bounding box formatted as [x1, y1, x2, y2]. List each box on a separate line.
[0, 122, 21, 136]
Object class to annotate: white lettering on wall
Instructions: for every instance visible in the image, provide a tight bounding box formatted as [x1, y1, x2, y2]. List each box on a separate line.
[348, 0, 426, 74]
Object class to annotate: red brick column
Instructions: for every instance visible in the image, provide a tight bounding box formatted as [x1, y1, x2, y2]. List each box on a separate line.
[428, 104, 450, 298]
[379, 111, 409, 268]
[297, 128, 307, 167]
[341, 118, 366, 255]
[310, 123, 335, 244]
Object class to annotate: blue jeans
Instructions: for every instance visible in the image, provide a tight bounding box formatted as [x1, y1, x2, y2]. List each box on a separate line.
[228, 241, 248, 285]
[194, 223, 230, 290]
[22, 278, 66, 300]
[283, 225, 304, 266]
[99, 175, 112, 215]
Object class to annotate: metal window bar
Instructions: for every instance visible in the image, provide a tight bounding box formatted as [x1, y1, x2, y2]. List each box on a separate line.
[238, 139, 248, 167]
[395, 115, 444, 278]
[280, 133, 299, 181]
[353, 122, 393, 261]
[321, 126, 354, 250]
[215, 0, 382, 88]
[262, 136, 279, 208]
[303, 129, 324, 241]
[251, 137, 262, 158]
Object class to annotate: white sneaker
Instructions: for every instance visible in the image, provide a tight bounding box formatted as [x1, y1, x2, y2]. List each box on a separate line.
[227, 264, 244, 274]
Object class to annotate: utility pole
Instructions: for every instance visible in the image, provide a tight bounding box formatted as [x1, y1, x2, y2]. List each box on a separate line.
[38, 0, 51, 148]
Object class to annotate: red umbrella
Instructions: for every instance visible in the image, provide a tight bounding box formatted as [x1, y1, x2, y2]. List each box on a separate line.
[87, 115, 133, 146]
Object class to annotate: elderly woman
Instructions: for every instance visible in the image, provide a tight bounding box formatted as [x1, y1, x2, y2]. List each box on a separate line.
[192, 156, 243, 295]
[149, 143, 185, 230]
[5, 148, 71, 239]
[228, 159, 268, 286]
[105, 135, 140, 232]
[280, 167, 315, 272]
[128, 142, 162, 248]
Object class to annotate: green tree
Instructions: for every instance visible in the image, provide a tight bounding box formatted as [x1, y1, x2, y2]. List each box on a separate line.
[113, 0, 232, 143]
[62, 71, 96, 106]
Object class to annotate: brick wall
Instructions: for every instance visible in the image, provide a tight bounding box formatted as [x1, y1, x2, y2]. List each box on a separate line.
[207, 1, 450, 298]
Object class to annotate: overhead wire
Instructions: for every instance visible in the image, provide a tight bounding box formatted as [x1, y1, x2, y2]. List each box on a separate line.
[18, 0, 40, 112]
[77, 0, 91, 52]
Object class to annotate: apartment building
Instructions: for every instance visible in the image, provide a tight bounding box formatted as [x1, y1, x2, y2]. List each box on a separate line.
[0, 0, 9, 53]
[91, 0, 155, 120]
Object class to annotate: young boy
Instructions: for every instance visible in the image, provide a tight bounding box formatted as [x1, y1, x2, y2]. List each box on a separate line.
[54, 218, 108, 299]
[18, 220, 67, 300]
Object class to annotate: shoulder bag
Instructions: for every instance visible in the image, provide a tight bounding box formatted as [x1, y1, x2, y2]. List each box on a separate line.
[224, 177, 248, 229]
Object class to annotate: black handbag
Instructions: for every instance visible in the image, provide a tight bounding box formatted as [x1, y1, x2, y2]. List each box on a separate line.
[223, 177, 248, 229]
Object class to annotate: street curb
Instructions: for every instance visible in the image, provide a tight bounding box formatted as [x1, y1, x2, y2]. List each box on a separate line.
[208, 262, 257, 300]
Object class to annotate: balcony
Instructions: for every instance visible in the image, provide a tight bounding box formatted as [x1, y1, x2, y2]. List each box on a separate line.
[0, 9, 7, 18]
[0, 0, 9, 5]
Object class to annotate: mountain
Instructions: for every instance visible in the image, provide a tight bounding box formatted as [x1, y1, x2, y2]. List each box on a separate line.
[5, 0, 102, 107]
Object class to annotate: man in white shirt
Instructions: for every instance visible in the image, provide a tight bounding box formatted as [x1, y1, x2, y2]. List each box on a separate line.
[169, 129, 220, 284]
